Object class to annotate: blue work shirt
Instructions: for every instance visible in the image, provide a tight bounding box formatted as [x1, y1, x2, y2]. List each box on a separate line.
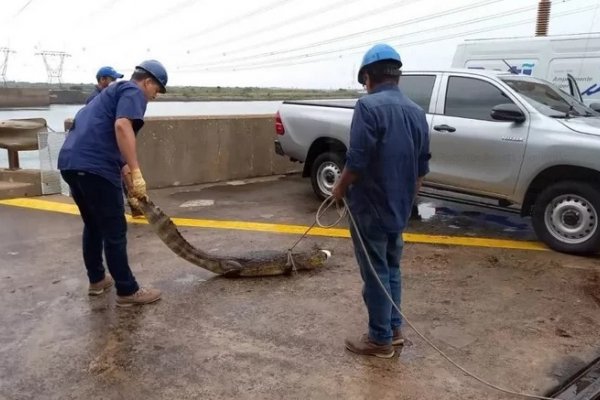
[345, 83, 430, 233]
[58, 80, 147, 188]
[85, 86, 102, 105]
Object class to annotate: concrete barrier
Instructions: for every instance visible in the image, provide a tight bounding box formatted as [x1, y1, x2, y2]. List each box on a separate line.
[63, 115, 301, 189]
[137, 115, 301, 188]
[0, 88, 49, 108]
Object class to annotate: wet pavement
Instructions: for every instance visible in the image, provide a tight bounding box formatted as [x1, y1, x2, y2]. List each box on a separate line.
[150, 174, 538, 242]
[1, 174, 599, 400]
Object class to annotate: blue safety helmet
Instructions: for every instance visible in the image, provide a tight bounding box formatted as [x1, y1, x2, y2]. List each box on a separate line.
[96, 66, 124, 80]
[135, 59, 168, 93]
[358, 44, 402, 85]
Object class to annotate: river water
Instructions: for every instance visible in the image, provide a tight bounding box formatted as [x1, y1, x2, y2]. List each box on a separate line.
[0, 101, 282, 169]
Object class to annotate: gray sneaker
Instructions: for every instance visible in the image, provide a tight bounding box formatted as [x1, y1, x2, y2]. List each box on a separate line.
[392, 328, 405, 346]
[88, 276, 114, 296]
[116, 287, 162, 307]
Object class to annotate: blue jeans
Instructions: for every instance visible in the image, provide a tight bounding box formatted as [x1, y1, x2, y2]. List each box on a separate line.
[349, 212, 403, 345]
[61, 170, 139, 296]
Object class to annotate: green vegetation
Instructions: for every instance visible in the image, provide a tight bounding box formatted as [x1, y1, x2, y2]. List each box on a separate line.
[158, 86, 361, 101]
[4, 81, 361, 101]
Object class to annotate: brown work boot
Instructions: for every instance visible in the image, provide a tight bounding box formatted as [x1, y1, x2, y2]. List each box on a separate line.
[345, 334, 395, 358]
[88, 275, 114, 296]
[392, 328, 405, 346]
[116, 287, 162, 307]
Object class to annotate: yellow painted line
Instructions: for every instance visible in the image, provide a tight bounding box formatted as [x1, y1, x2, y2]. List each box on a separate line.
[0, 197, 548, 252]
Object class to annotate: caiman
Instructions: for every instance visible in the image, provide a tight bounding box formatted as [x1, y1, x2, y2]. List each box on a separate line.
[137, 197, 330, 278]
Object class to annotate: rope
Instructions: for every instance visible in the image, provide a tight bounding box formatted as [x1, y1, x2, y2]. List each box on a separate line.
[286, 196, 347, 270]
[304, 196, 557, 400]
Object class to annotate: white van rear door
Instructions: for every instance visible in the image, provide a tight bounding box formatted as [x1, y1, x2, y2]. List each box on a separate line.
[567, 73, 583, 102]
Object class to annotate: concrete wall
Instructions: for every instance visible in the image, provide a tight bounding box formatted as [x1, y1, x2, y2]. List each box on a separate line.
[137, 115, 301, 189]
[0, 88, 49, 108]
[49, 89, 87, 105]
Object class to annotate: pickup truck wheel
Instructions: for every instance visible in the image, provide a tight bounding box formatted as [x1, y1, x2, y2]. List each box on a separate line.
[311, 152, 344, 200]
[532, 182, 600, 254]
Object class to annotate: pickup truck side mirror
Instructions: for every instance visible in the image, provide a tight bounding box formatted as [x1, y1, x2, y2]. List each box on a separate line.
[589, 103, 600, 113]
[491, 103, 526, 123]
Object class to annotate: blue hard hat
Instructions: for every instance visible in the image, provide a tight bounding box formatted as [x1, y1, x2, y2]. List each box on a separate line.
[96, 66, 124, 80]
[135, 59, 168, 93]
[358, 44, 402, 84]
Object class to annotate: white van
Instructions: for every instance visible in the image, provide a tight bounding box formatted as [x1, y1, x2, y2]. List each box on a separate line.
[451, 33, 600, 105]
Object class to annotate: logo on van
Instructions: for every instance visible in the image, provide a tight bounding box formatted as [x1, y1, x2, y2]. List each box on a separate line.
[508, 63, 535, 75]
[582, 84, 600, 97]
[467, 62, 535, 75]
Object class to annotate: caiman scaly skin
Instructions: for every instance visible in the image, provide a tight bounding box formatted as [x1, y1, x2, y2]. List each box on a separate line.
[138, 198, 330, 278]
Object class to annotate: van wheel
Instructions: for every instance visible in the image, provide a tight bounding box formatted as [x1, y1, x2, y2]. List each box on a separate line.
[310, 152, 345, 201]
[532, 181, 600, 254]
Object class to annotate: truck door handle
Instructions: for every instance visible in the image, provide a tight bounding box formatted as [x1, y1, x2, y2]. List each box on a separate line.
[433, 124, 456, 133]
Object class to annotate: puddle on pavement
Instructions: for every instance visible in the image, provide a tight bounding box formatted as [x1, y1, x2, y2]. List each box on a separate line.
[415, 201, 532, 235]
[174, 274, 206, 284]
[180, 199, 215, 208]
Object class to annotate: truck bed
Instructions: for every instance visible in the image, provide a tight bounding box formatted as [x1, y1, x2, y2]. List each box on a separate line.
[283, 99, 358, 109]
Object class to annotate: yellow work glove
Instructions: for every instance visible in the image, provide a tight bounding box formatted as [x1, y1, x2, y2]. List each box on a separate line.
[130, 168, 147, 200]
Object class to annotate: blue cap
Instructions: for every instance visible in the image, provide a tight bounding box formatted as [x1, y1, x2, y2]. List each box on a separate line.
[96, 66, 124, 80]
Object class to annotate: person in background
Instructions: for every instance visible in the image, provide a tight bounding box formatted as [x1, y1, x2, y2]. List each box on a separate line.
[85, 66, 124, 105]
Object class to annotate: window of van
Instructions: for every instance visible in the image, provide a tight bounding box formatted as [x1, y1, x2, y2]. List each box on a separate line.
[444, 76, 513, 121]
[399, 75, 436, 112]
[501, 76, 598, 118]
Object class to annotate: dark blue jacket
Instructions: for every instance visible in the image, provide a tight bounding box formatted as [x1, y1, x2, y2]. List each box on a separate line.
[346, 83, 430, 233]
[85, 86, 102, 105]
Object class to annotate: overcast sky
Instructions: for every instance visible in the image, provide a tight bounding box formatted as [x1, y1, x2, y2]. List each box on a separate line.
[1, 0, 600, 89]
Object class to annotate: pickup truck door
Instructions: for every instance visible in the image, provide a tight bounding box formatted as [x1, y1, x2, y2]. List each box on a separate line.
[427, 73, 530, 197]
[398, 72, 441, 131]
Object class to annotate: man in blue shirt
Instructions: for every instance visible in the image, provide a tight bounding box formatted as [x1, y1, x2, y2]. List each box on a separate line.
[59, 60, 168, 307]
[332, 44, 430, 358]
[86, 66, 146, 218]
[85, 66, 124, 105]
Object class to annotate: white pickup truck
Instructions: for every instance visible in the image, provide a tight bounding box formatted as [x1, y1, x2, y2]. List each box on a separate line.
[274, 69, 600, 255]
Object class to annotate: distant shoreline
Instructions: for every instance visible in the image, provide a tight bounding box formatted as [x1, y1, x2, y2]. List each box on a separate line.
[0, 83, 361, 108]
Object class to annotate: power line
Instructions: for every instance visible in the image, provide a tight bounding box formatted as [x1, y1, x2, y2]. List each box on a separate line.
[176, 0, 296, 43]
[127, 0, 206, 36]
[180, 3, 593, 73]
[180, 0, 424, 63]
[81, 0, 206, 50]
[185, 0, 364, 54]
[179, 2, 539, 71]
[13, 0, 34, 18]
[82, 0, 119, 19]
[180, 0, 506, 70]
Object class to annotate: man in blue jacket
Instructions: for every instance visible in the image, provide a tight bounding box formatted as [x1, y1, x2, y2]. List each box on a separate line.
[59, 60, 168, 307]
[332, 44, 431, 358]
[85, 66, 124, 104]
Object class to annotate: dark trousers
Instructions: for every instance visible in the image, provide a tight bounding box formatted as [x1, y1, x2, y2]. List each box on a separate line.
[349, 212, 403, 345]
[61, 170, 139, 296]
